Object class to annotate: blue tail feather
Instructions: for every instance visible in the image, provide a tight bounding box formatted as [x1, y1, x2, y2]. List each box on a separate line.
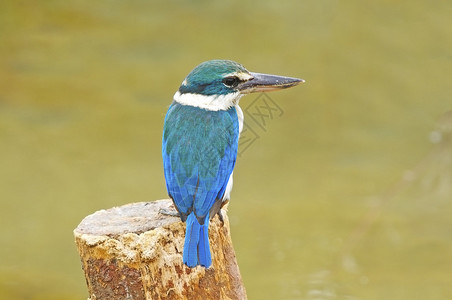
[198, 213, 212, 267]
[183, 213, 200, 267]
[183, 212, 212, 268]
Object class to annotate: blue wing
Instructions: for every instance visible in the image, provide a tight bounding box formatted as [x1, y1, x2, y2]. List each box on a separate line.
[162, 102, 239, 223]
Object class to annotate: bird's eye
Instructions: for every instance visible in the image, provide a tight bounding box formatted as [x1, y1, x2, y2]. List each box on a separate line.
[222, 76, 239, 88]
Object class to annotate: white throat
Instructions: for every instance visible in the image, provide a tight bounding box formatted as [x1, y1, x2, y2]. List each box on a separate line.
[173, 91, 243, 111]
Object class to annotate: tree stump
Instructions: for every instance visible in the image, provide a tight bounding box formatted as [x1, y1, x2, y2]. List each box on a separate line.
[74, 199, 247, 300]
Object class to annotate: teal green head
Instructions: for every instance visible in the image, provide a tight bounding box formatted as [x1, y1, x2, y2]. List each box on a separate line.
[174, 59, 304, 111]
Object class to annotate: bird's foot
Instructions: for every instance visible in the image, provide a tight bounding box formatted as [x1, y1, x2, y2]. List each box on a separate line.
[217, 210, 225, 226]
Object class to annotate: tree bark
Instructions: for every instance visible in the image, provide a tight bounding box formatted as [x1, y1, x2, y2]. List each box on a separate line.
[74, 199, 247, 300]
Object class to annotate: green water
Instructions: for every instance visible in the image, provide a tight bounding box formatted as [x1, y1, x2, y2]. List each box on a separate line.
[1, 1, 451, 299]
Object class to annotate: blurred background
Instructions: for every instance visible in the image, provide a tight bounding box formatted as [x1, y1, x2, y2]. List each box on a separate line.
[1, 1, 451, 299]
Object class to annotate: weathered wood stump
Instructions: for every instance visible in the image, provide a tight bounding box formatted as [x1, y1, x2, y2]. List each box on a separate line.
[74, 199, 247, 300]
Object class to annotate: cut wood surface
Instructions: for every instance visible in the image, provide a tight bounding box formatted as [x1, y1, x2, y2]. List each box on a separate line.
[74, 199, 247, 300]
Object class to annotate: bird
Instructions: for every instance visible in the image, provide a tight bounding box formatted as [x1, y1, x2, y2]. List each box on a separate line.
[162, 59, 303, 268]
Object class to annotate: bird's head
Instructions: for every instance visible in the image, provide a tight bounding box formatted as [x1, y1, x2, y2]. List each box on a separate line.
[173, 59, 304, 111]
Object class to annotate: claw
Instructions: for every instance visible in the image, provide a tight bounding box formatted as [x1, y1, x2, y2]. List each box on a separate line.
[217, 210, 225, 226]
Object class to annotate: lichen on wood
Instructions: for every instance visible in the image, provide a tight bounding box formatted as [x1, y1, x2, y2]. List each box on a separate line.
[74, 199, 247, 300]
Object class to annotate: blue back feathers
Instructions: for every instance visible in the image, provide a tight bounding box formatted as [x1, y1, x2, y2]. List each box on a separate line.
[163, 103, 239, 220]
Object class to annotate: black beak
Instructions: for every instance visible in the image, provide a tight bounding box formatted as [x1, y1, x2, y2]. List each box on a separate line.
[237, 72, 304, 94]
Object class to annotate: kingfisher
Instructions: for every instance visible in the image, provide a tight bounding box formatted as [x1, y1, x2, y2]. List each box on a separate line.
[162, 60, 303, 268]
